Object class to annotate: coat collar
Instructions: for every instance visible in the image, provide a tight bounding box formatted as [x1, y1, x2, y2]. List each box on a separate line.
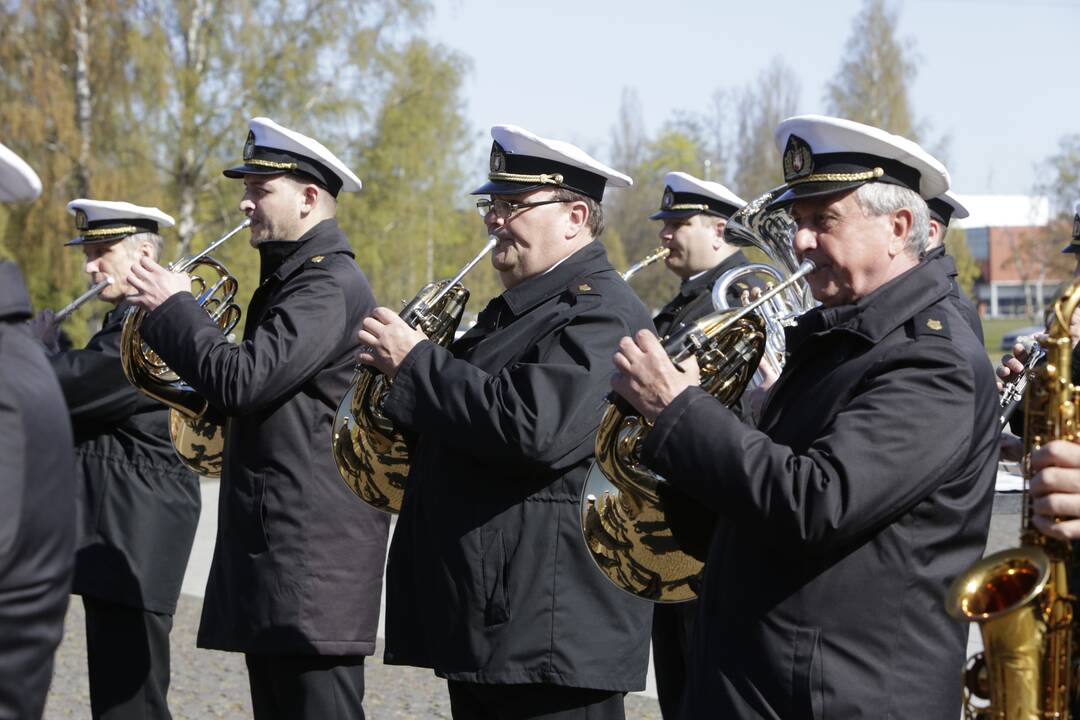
[501, 240, 613, 318]
[677, 250, 750, 299]
[263, 218, 354, 286]
[786, 257, 952, 351]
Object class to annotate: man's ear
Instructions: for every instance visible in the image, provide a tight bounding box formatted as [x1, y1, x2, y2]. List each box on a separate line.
[565, 200, 589, 239]
[890, 207, 914, 257]
[712, 217, 728, 250]
[300, 183, 320, 216]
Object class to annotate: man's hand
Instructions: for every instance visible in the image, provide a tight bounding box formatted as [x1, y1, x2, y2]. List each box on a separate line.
[127, 257, 192, 311]
[996, 341, 1032, 393]
[1030, 439, 1080, 540]
[611, 329, 699, 424]
[999, 432, 1024, 463]
[357, 308, 428, 379]
[28, 309, 60, 352]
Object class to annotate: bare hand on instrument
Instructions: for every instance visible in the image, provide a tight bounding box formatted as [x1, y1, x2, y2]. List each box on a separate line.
[611, 329, 699, 424]
[996, 342, 1031, 393]
[126, 257, 192, 311]
[28, 309, 60, 352]
[1029, 440, 1080, 540]
[357, 308, 427, 379]
[747, 356, 780, 422]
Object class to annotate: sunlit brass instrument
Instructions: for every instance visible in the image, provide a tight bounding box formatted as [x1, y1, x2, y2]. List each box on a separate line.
[946, 278, 1080, 720]
[53, 277, 113, 323]
[580, 185, 816, 602]
[120, 219, 249, 477]
[333, 235, 497, 514]
[621, 246, 670, 282]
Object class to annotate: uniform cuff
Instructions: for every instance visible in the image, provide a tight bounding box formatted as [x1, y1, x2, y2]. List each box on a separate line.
[382, 340, 435, 429]
[642, 386, 713, 477]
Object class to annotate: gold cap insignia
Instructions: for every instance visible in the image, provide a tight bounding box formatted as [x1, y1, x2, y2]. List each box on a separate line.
[578, 283, 592, 292]
[75, 209, 89, 231]
[926, 318, 942, 331]
[661, 187, 674, 210]
[243, 130, 256, 161]
[782, 134, 814, 182]
[490, 142, 507, 173]
[1073, 214, 1080, 241]
[311, 255, 325, 263]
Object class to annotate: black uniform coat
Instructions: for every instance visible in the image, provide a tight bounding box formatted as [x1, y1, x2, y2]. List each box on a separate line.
[0, 262, 76, 720]
[642, 258, 998, 719]
[652, 249, 754, 338]
[381, 241, 654, 691]
[925, 245, 983, 344]
[49, 301, 200, 614]
[139, 219, 390, 655]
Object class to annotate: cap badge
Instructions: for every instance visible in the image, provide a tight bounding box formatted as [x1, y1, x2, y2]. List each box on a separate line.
[783, 134, 814, 182]
[490, 142, 507, 173]
[661, 187, 674, 210]
[243, 130, 256, 161]
[75, 209, 89, 231]
[1073, 214, 1080, 241]
[926, 318, 942, 331]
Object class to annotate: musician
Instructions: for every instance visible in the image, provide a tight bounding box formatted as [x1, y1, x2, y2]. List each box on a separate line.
[358, 124, 653, 719]
[0, 142, 76, 720]
[29, 200, 200, 720]
[925, 191, 984, 342]
[647, 171, 748, 720]
[612, 115, 999, 718]
[124, 117, 390, 720]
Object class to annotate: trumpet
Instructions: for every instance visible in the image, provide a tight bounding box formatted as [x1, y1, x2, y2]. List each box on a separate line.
[120, 218, 249, 477]
[53, 276, 113, 322]
[333, 235, 497, 513]
[621, 246, 670, 282]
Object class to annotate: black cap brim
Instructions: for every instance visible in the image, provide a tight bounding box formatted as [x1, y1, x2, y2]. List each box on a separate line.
[768, 179, 868, 209]
[470, 180, 549, 197]
[1062, 244, 1080, 255]
[223, 163, 289, 179]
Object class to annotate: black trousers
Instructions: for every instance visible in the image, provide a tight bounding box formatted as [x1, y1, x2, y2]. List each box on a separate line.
[651, 600, 696, 720]
[245, 653, 365, 720]
[447, 681, 625, 720]
[83, 596, 174, 720]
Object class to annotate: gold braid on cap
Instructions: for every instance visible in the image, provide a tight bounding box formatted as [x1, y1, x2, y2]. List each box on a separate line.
[668, 203, 711, 211]
[488, 171, 565, 186]
[246, 158, 299, 170]
[787, 167, 885, 187]
[81, 225, 140, 238]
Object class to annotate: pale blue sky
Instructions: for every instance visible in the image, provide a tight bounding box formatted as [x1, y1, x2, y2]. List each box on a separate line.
[429, 0, 1078, 198]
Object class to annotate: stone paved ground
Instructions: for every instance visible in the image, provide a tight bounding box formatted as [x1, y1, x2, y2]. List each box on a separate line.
[43, 594, 662, 720]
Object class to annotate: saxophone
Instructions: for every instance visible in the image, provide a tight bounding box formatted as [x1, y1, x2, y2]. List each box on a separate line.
[946, 278, 1080, 719]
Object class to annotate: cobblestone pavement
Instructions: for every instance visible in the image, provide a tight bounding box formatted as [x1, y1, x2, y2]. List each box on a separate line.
[44, 594, 662, 720]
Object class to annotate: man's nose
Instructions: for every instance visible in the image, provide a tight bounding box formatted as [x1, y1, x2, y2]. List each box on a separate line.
[792, 227, 816, 255]
[239, 196, 254, 213]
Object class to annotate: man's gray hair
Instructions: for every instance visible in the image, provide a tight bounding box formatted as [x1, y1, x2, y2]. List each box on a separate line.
[853, 182, 929, 257]
[123, 231, 163, 261]
[551, 187, 605, 239]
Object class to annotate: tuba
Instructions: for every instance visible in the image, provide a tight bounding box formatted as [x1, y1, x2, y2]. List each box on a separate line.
[120, 219, 249, 477]
[333, 235, 497, 514]
[945, 278, 1080, 719]
[621, 246, 670, 282]
[580, 185, 817, 602]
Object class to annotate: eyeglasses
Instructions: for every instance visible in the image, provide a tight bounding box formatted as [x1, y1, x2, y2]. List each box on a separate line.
[475, 198, 570, 218]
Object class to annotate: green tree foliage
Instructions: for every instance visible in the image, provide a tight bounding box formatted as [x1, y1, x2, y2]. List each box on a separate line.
[943, 226, 979, 298]
[824, 0, 919, 139]
[0, 0, 473, 343]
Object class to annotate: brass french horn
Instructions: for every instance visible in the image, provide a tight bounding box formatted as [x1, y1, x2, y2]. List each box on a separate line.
[580, 186, 816, 602]
[333, 236, 497, 513]
[120, 219, 249, 477]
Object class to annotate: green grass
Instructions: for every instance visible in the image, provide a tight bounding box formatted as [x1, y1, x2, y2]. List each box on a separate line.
[982, 317, 1041, 358]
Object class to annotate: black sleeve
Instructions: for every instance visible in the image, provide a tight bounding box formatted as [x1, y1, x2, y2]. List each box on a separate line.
[139, 270, 349, 416]
[47, 328, 140, 426]
[642, 338, 982, 552]
[0, 374, 25, 557]
[383, 301, 632, 470]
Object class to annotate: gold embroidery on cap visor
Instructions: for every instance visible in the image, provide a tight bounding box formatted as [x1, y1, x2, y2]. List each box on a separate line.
[245, 158, 299, 171]
[668, 203, 711, 211]
[487, 171, 565, 186]
[786, 167, 886, 187]
[81, 225, 140, 238]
